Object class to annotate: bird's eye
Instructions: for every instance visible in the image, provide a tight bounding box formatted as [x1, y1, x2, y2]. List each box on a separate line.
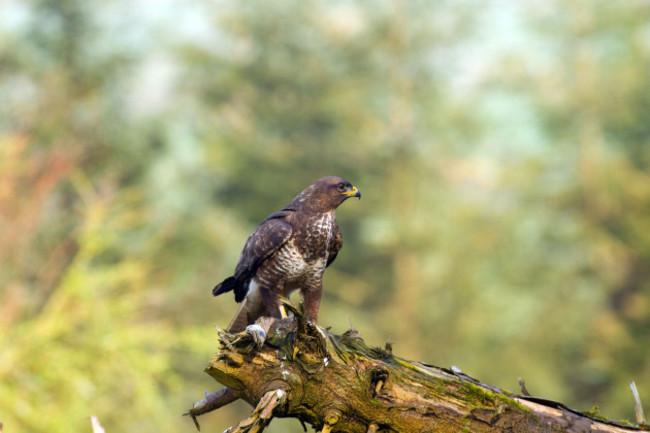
[336, 183, 345, 191]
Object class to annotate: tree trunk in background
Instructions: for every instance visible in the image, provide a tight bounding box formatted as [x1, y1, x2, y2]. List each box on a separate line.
[571, 2, 605, 222]
[387, 0, 424, 361]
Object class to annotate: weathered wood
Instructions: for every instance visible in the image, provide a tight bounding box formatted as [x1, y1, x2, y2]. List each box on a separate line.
[190, 308, 649, 433]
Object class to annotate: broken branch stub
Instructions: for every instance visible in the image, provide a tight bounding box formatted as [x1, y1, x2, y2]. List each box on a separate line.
[224, 389, 288, 433]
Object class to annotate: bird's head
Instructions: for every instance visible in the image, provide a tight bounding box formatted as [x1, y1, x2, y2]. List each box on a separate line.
[292, 176, 361, 212]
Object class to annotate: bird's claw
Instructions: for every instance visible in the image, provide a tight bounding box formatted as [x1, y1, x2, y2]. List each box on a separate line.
[223, 324, 268, 350]
[244, 324, 267, 348]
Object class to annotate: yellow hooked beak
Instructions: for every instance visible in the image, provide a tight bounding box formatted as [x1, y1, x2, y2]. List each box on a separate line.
[342, 186, 361, 199]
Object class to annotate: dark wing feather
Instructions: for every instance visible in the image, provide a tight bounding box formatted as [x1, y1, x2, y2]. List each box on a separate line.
[326, 221, 343, 268]
[213, 211, 293, 302]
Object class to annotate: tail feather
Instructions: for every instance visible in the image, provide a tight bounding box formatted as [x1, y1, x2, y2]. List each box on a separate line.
[226, 298, 264, 333]
[213, 276, 236, 297]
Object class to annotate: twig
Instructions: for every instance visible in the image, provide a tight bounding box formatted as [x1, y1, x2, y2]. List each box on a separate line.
[631, 381, 646, 425]
[184, 387, 240, 430]
[90, 415, 105, 433]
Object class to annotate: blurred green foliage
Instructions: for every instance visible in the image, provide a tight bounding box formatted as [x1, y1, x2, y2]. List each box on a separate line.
[1, 1, 649, 432]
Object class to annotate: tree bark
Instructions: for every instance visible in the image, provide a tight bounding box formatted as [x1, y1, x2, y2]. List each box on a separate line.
[187, 307, 648, 433]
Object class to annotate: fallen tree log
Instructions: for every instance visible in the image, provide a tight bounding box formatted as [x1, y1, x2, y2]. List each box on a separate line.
[186, 305, 648, 433]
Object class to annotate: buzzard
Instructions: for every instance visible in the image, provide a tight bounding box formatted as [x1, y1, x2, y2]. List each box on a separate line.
[213, 176, 360, 333]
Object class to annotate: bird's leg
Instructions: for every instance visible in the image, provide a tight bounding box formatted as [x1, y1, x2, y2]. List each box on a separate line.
[261, 285, 285, 320]
[301, 281, 322, 323]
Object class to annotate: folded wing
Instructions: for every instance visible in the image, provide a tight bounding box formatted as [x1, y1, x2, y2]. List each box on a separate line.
[212, 211, 293, 302]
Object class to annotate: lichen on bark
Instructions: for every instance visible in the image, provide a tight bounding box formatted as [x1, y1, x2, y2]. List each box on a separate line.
[187, 306, 649, 433]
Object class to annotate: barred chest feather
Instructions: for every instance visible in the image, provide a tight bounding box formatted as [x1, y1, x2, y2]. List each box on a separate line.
[259, 211, 335, 288]
[299, 211, 336, 261]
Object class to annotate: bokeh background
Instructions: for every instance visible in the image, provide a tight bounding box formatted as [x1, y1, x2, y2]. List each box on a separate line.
[1, 1, 649, 432]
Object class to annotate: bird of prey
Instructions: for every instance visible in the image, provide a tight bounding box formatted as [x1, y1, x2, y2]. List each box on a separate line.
[213, 176, 360, 333]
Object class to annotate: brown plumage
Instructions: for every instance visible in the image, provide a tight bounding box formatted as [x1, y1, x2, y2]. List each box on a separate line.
[212, 176, 360, 333]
